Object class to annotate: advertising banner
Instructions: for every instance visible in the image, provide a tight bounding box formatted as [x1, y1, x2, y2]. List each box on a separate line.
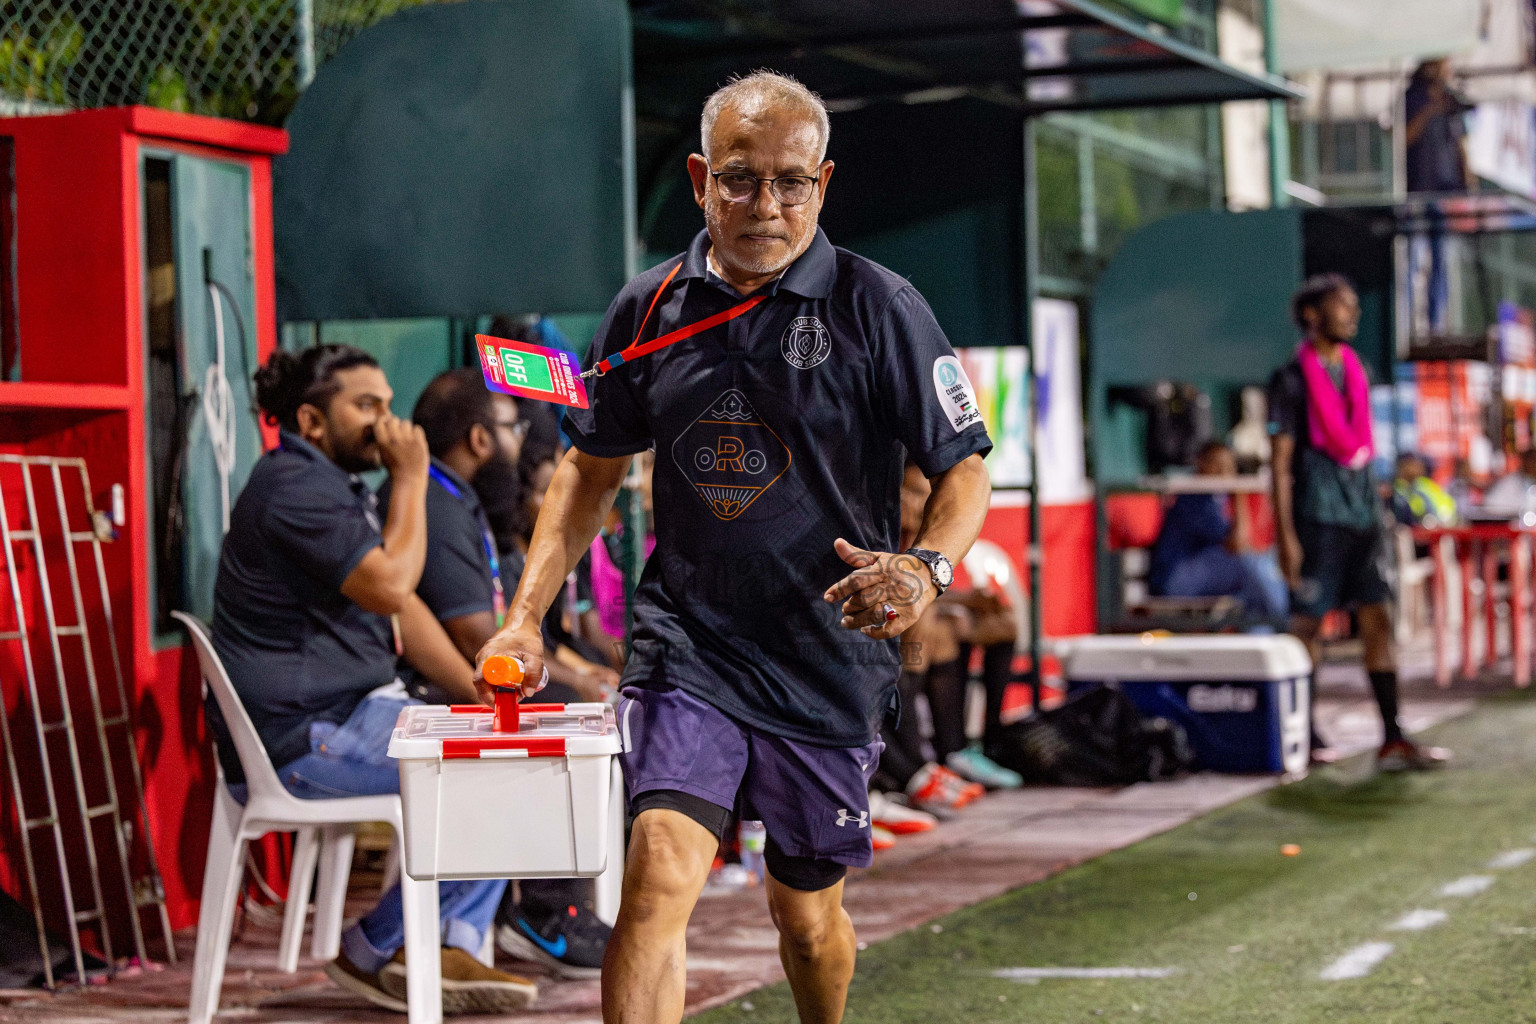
[1469, 100, 1536, 200]
[955, 299, 1088, 504]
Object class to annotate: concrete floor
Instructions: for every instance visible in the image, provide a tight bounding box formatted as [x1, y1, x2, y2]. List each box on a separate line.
[0, 653, 1485, 1024]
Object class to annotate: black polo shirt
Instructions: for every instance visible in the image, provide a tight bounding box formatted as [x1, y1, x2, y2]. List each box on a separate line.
[382, 460, 497, 622]
[379, 460, 498, 699]
[210, 431, 394, 778]
[565, 227, 993, 746]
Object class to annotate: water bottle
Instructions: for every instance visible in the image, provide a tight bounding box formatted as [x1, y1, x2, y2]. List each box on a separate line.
[739, 820, 767, 885]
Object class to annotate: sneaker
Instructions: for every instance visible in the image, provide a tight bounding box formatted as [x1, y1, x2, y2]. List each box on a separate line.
[871, 824, 897, 852]
[496, 904, 610, 979]
[905, 762, 956, 813]
[1378, 739, 1451, 772]
[324, 948, 407, 1013]
[906, 762, 980, 814]
[1308, 746, 1341, 766]
[380, 947, 538, 1014]
[933, 764, 986, 807]
[868, 790, 937, 835]
[891, 785, 957, 821]
[946, 746, 1024, 789]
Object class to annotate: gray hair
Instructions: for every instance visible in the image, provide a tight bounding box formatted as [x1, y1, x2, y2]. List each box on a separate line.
[699, 70, 830, 163]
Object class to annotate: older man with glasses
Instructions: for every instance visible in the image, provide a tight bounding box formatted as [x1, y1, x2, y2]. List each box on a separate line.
[475, 70, 994, 1024]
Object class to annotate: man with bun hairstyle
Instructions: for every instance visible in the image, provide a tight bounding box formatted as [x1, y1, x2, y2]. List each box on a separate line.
[210, 345, 537, 1013]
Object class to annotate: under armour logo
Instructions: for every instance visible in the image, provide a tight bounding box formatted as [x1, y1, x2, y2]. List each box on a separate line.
[835, 809, 869, 829]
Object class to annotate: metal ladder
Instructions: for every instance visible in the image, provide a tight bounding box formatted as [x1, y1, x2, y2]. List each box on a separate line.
[0, 455, 175, 987]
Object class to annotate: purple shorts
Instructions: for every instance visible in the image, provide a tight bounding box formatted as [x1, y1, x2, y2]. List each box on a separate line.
[616, 685, 884, 869]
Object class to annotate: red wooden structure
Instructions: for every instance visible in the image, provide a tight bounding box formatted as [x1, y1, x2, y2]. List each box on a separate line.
[0, 108, 287, 935]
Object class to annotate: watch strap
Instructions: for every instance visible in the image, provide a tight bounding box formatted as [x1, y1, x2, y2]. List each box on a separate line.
[903, 547, 951, 593]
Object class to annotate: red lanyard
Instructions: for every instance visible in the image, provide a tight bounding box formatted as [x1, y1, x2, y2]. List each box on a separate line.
[586, 259, 767, 378]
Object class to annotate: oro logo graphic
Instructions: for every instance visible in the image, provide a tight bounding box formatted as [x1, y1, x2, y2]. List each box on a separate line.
[672, 389, 792, 521]
[781, 315, 831, 369]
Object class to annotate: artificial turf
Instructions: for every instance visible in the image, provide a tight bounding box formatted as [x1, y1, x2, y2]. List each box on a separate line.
[693, 691, 1536, 1023]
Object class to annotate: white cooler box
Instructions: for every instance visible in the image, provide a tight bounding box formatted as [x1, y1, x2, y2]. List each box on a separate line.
[388, 702, 621, 880]
[1061, 634, 1312, 775]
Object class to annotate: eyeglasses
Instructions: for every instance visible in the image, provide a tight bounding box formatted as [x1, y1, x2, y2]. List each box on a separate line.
[494, 419, 530, 440]
[710, 169, 820, 207]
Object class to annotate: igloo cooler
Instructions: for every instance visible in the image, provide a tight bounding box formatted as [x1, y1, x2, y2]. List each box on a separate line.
[1061, 634, 1311, 775]
[388, 701, 621, 880]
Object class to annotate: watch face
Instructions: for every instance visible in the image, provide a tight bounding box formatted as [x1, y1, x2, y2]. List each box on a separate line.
[933, 557, 954, 587]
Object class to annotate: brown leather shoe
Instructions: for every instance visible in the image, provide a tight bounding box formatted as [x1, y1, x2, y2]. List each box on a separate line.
[323, 948, 408, 1012]
[380, 947, 538, 1014]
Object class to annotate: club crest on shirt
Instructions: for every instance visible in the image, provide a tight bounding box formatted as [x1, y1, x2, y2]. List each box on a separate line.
[781, 316, 831, 369]
[933, 355, 982, 433]
[672, 389, 792, 521]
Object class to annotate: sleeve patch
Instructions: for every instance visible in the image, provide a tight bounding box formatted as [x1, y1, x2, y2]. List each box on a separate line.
[933, 356, 983, 433]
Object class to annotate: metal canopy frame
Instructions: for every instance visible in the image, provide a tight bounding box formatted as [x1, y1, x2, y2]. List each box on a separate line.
[633, 0, 1299, 112]
[632, 0, 1301, 704]
[1385, 193, 1536, 238]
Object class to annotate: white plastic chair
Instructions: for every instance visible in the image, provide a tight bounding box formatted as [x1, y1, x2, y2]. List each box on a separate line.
[175, 612, 443, 1024]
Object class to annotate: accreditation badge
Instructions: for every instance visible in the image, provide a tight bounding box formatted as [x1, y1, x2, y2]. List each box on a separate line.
[476, 334, 590, 409]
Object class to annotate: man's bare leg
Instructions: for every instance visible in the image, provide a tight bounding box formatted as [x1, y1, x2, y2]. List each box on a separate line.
[1289, 613, 1330, 752]
[1288, 613, 1322, 670]
[1357, 602, 1395, 673]
[601, 808, 719, 1024]
[766, 874, 857, 1024]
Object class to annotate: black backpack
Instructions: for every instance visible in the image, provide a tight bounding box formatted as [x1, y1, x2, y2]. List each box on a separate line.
[985, 685, 1193, 786]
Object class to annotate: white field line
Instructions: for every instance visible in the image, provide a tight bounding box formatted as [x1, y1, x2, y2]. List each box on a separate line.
[1488, 848, 1536, 870]
[1320, 843, 1534, 982]
[992, 967, 1181, 981]
[1439, 875, 1496, 898]
[1320, 942, 1395, 981]
[1387, 909, 1448, 931]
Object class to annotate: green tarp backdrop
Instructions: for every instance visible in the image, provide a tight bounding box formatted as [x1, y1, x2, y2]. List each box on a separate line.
[273, 0, 632, 322]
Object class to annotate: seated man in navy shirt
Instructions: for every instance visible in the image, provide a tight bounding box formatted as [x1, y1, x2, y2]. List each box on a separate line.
[387, 368, 613, 979]
[209, 345, 535, 1013]
[1148, 440, 1287, 621]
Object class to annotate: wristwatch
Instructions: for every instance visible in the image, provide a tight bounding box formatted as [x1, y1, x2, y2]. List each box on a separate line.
[904, 547, 954, 596]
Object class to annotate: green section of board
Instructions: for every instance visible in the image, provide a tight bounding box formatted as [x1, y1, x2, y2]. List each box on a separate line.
[318, 318, 456, 417]
[275, 0, 630, 321]
[163, 153, 261, 632]
[1118, 0, 1184, 26]
[696, 694, 1536, 1023]
[1090, 207, 1304, 485]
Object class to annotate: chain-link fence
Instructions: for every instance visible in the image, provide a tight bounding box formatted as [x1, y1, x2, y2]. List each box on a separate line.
[2, 0, 459, 124]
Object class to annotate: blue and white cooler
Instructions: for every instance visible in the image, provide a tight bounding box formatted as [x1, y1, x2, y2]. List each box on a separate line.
[1061, 634, 1312, 775]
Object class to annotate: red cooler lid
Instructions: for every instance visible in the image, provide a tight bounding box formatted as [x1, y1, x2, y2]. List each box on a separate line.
[387, 703, 620, 761]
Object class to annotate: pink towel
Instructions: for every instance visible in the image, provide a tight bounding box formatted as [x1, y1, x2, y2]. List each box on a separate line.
[1298, 339, 1373, 470]
[590, 533, 654, 641]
